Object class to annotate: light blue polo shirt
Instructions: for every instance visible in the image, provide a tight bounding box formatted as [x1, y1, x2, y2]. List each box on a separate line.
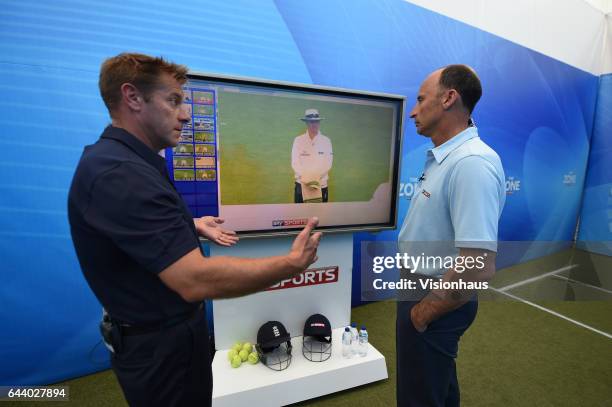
[398, 126, 505, 277]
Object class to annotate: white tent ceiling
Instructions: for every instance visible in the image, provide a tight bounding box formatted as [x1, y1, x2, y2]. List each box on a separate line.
[407, 0, 612, 75]
[583, 0, 612, 14]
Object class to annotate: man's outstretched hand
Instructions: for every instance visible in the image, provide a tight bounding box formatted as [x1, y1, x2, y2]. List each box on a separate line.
[288, 217, 322, 271]
[194, 217, 239, 247]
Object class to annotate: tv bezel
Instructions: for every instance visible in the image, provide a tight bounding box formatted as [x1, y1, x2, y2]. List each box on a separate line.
[185, 71, 406, 239]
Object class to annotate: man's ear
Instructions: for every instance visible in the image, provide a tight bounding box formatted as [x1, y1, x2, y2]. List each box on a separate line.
[441, 89, 460, 110]
[120, 83, 143, 112]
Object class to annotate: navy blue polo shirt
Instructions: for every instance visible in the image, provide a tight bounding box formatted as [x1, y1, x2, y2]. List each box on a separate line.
[68, 125, 202, 325]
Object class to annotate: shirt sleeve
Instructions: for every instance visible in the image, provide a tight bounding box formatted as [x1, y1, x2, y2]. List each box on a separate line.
[448, 156, 503, 252]
[320, 137, 333, 176]
[83, 162, 199, 274]
[291, 137, 302, 176]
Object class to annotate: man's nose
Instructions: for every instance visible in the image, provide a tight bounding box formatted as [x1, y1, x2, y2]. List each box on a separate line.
[179, 105, 190, 122]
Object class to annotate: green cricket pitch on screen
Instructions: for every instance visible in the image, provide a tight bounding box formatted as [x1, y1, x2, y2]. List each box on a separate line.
[218, 91, 395, 205]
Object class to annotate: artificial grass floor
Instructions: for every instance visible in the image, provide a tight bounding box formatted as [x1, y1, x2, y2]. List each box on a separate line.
[11, 299, 611, 407]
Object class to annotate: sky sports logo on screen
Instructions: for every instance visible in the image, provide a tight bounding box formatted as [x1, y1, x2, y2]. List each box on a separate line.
[272, 218, 308, 227]
[266, 266, 339, 291]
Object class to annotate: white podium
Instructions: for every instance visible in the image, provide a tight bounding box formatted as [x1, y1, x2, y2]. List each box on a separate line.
[212, 328, 387, 406]
[209, 233, 388, 406]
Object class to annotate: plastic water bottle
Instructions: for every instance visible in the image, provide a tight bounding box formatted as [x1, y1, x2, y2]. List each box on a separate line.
[342, 327, 353, 358]
[358, 326, 368, 357]
[350, 322, 359, 355]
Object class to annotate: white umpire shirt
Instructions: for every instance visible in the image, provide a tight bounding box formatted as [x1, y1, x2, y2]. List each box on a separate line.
[291, 132, 333, 187]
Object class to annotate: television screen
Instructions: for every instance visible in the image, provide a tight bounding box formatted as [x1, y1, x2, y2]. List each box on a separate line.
[165, 73, 405, 237]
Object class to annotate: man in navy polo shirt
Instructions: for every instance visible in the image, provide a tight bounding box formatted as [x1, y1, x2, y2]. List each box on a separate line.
[68, 53, 321, 407]
[396, 65, 505, 406]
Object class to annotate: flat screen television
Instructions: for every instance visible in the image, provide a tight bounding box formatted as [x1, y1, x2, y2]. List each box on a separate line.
[165, 72, 405, 237]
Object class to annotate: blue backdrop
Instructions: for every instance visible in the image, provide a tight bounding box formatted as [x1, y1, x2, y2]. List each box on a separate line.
[577, 73, 612, 256]
[0, 0, 601, 385]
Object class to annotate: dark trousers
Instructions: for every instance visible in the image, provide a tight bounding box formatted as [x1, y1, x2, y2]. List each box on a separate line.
[111, 309, 212, 407]
[294, 182, 328, 203]
[396, 299, 478, 407]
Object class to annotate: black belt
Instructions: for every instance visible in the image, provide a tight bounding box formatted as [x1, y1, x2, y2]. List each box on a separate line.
[118, 305, 203, 336]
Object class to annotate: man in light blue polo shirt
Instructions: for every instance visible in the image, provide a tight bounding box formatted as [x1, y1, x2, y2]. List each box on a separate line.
[396, 65, 505, 407]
